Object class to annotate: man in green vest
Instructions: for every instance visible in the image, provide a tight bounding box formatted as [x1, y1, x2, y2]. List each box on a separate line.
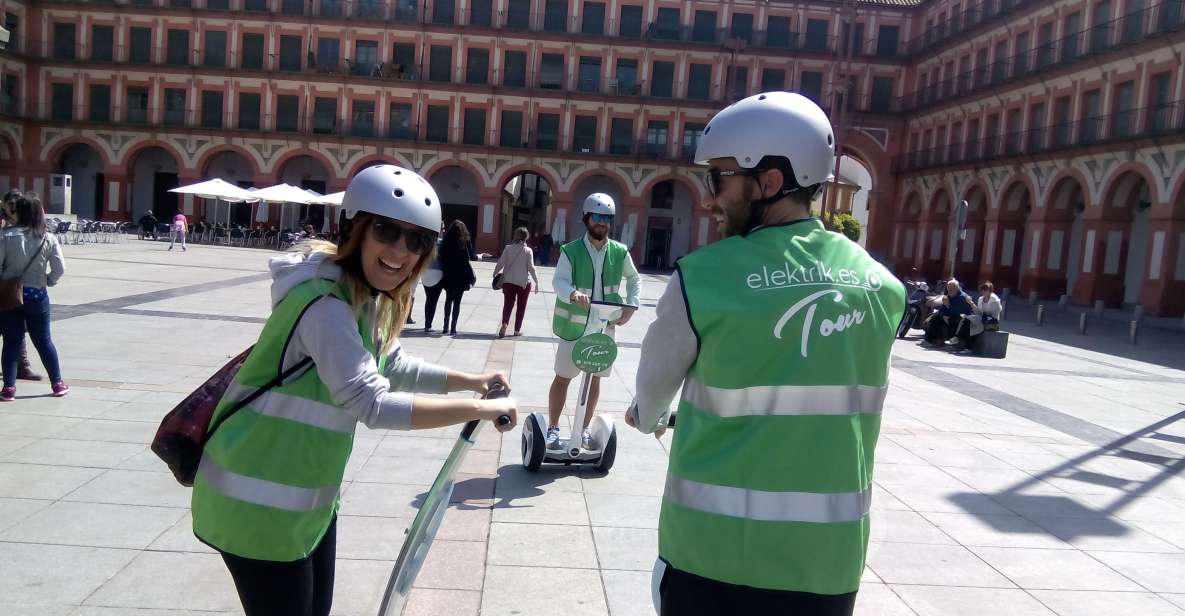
[549, 193, 641, 449]
[625, 92, 906, 614]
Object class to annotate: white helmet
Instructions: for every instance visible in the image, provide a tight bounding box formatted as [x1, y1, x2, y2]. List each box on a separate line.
[694, 91, 835, 189]
[341, 163, 442, 233]
[582, 193, 616, 216]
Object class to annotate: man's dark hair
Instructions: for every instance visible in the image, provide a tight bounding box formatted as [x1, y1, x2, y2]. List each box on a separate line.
[13, 194, 47, 238]
[755, 155, 821, 205]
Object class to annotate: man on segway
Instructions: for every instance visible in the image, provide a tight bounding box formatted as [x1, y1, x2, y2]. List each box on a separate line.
[625, 92, 906, 615]
[548, 193, 641, 450]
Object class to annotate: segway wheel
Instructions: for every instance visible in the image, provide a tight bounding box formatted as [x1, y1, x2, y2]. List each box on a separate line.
[522, 414, 545, 472]
[594, 426, 617, 472]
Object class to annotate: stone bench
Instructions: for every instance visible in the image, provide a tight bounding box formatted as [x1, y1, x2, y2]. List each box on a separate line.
[970, 330, 1009, 358]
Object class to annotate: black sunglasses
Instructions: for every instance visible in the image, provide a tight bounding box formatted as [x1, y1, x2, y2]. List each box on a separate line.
[705, 168, 761, 197]
[371, 221, 437, 256]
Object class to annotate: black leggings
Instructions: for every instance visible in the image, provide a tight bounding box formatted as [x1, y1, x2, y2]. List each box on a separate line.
[444, 289, 466, 332]
[219, 517, 337, 616]
[423, 284, 444, 329]
[659, 562, 856, 616]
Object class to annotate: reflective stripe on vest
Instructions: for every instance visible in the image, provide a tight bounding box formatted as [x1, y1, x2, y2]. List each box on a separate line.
[553, 304, 587, 325]
[222, 382, 357, 434]
[553, 239, 628, 340]
[682, 377, 887, 418]
[198, 455, 339, 512]
[665, 475, 872, 524]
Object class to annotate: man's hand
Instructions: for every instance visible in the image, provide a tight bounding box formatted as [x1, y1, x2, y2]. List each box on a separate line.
[570, 290, 591, 308]
[624, 407, 638, 428]
[616, 306, 636, 326]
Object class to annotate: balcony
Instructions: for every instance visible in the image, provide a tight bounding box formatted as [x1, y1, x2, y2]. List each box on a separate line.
[893, 100, 1185, 173]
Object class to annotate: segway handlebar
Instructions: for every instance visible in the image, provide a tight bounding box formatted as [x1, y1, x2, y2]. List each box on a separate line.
[459, 383, 512, 442]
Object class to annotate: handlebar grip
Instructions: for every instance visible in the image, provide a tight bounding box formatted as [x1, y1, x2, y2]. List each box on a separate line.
[484, 383, 511, 400]
[496, 415, 512, 427]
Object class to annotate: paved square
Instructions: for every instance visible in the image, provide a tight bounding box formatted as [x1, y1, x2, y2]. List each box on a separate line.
[2, 240, 1184, 615]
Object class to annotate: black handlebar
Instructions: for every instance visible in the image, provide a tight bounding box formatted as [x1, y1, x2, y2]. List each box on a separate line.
[459, 383, 512, 440]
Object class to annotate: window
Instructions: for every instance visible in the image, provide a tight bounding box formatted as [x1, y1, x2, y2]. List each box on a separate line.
[1036, 23, 1054, 67]
[578, 57, 601, 92]
[352, 100, 375, 137]
[281, 0, 303, 14]
[965, 118, 980, 158]
[127, 86, 148, 123]
[1005, 108, 1022, 153]
[470, 0, 492, 26]
[242, 33, 264, 70]
[645, 121, 668, 157]
[540, 54, 566, 89]
[507, 0, 530, 28]
[2, 13, 16, 54]
[682, 123, 705, 159]
[276, 95, 299, 132]
[1014, 32, 1030, 76]
[1081, 90, 1102, 142]
[314, 98, 337, 134]
[805, 19, 829, 51]
[693, 10, 717, 42]
[89, 84, 110, 122]
[51, 83, 73, 121]
[1027, 102, 1046, 151]
[877, 25, 899, 56]
[573, 115, 597, 152]
[317, 38, 340, 71]
[731, 13, 754, 43]
[204, 31, 227, 67]
[609, 118, 634, 154]
[392, 43, 416, 78]
[238, 93, 261, 130]
[244, 0, 266, 10]
[619, 5, 643, 37]
[1052, 97, 1072, 146]
[949, 122, 962, 160]
[205, 0, 227, 8]
[500, 110, 523, 147]
[1063, 12, 1082, 61]
[53, 23, 76, 60]
[650, 61, 674, 97]
[393, 0, 417, 20]
[654, 8, 680, 40]
[430, 45, 453, 82]
[870, 76, 894, 112]
[1091, 1, 1112, 52]
[545, 0, 568, 32]
[130, 28, 152, 63]
[389, 103, 415, 139]
[615, 58, 638, 94]
[167, 29, 189, 66]
[582, 2, 606, 35]
[958, 55, 972, 91]
[463, 108, 486, 145]
[504, 51, 527, 87]
[535, 113, 560, 149]
[164, 88, 186, 126]
[800, 70, 823, 102]
[1150, 72, 1173, 131]
[1160, 0, 1183, 30]
[280, 36, 302, 71]
[433, 0, 455, 24]
[426, 105, 449, 142]
[352, 41, 378, 75]
[466, 48, 489, 85]
[321, 0, 342, 16]
[984, 113, 1000, 155]
[91, 26, 114, 62]
[1111, 80, 1135, 137]
[355, 0, 383, 18]
[1122, 0, 1145, 42]
[201, 91, 223, 128]
[842, 22, 865, 55]
[767, 16, 791, 48]
[944, 61, 955, 97]
[728, 66, 748, 99]
[761, 68, 786, 92]
[172, 0, 192, 8]
[991, 41, 1008, 82]
[688, 64, 713, 100]
[975, 48, 989, 86]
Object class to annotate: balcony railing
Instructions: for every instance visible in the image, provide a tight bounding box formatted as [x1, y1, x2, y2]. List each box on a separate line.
[893, 100, 1185, 173]
[904, 0, 1031, 57]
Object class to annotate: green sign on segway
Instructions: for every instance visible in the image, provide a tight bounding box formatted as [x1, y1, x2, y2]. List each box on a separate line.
[571, 332, 618, 373]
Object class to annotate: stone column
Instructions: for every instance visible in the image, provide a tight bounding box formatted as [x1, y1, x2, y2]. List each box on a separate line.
[1069, 217, 1127, 308]
[1019, 218, 1074, 299]
[474, 187, 505, 255]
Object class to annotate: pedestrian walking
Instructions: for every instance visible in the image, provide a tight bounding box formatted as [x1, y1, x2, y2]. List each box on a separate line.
[626, 92, 906, 615]
[190, 164, 518, 616]
[0, 190, 42, 383]
[438, 221, 475, 336]
[169, 212, 188, 251]
[492, 226, 540, 338]
[0, 194, 69, 401]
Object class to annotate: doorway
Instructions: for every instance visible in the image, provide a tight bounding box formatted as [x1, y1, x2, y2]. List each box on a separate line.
[153, 172, 179, 220]
[645, 217, 673, 270]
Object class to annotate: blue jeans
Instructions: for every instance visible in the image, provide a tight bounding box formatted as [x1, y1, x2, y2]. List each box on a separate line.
[1, 289, 62, 387]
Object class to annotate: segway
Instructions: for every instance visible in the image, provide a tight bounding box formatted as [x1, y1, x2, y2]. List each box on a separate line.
[522, 300, 624, 473]
[377, 386, 511, 616]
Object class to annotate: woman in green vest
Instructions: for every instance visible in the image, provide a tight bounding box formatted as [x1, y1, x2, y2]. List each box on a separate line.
[191, 164, 518, 616]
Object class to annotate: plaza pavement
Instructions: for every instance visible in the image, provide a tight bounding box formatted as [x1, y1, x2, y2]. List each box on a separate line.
[1, 238, 1184, 616]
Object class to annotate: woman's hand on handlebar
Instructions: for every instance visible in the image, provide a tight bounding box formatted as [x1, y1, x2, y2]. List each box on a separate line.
[453, 371, 509, 395]
[479, 398, 518, 432]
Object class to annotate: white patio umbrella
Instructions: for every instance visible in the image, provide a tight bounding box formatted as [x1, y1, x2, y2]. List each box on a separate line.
[169, 178, 259, 228]
[619, 216, 636, 249]
[550, 210, 567, 244]
[253, 183, 316, 239]
[313, 191, 345, 233]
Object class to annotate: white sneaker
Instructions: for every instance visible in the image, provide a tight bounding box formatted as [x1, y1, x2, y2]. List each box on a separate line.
[581, 429, 594, 450]
[546, 426, 562, 450]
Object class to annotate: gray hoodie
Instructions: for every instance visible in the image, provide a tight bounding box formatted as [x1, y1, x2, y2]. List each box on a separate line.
[269, 251, 448, 431]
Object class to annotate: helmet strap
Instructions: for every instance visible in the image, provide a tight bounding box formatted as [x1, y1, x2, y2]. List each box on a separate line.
[742, 182, 822, 237]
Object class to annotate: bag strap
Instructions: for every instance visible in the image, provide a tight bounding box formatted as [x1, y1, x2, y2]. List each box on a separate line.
[203, 294, 323, 443]
[19, 239, 48, 278]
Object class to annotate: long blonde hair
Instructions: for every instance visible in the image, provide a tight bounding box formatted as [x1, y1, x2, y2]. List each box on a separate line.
[302, 213, 433, 354]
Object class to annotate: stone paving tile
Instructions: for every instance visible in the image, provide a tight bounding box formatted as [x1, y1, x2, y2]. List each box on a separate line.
[335, 515, 413, 561]
[338, 481, 430, 518]
[968, 546, 1144, 591]
[331, 558, 393, 615]
[64, 469, 191, 508]
[482, 565, 608, 616]
[0, 462, 105, 500]
[891, 585, 1057, 616]
[0, 413, 85, 439]
[0, 501, 185, 550]
[871, 510, 960, 545]
[1027, 590, 1185, 615]
[488, 521, 598, 568]
[403, 588, 482, 616]
[413, 539, 486, 591]
[601, 569, 657, 616]
[586, 493, 661, 529]
[0, 438, 145, 468]
[1086, 552, 1185, 593]
[492, 487, 591, 525]
[147, 512, 214, 554]
[1027, 515, 1183, 553]
[867, 541, 1017, 588]
[854, 583, 920, 615]
[918, 512, 1073, 549]
[0, 496, 52, 532]
[0, 542, 139, 608]
[435, 506, 492, 542]
[84, 551, 240, 612]
[55, 418, 159, 444]
[592, 526, 659, 571]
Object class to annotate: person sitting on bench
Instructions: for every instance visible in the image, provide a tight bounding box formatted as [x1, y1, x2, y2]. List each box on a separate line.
[924, 279, 975, 346]
[949, 282, 1002, 348]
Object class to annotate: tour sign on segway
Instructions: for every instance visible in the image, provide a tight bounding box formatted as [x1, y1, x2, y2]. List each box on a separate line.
[521, 300, 623, 472]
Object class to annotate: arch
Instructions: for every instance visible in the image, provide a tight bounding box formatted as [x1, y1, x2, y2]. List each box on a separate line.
[268, 148, 339, 179]
[1170, 172, 1185, 218]
[195, 145, 262, 179]
[430, 164, 482, 238]
[1040, 168, 1092, 208]
[959, 178, 991, 210]
[44, 136, 113, 171]
[119, 138, 186, 170]
[494, 164, 561, 195]
[57, 143, 105, 220]
[927, 187, 953, 220]
[201, 150, 258, 187]
[638, 173, 704, 206]
[1100, 163, 1160, 216]
[840, 132, 889, 193]
[419, 157, 486, 186]
[998, 179, 1034, 219]
[128, 145, 182, 222]
[1043, 174, 1089, 222]
[900, 190, 923, 221]
[962, 183, 989, 220]
[0, 127, 21, 162]
[566, 167, 631, 201]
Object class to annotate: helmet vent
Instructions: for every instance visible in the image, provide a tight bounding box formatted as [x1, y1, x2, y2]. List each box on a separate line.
[424, 198, 432, 206]
[827, 134, 834, 146]
[704, 126, 712, 134]
[394, 170, 402, 175]
[758, 94, 767, 100]
[393, 189, 405, 198]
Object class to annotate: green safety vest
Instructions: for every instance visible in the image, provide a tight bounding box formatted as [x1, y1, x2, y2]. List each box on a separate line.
[661, 219, 906, 595]
[552, 238, 628, 341]
[192, 279, 376, 562]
